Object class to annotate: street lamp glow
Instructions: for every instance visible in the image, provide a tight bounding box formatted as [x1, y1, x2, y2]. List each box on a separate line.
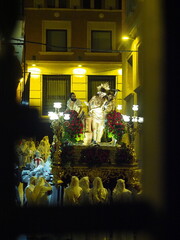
[48, 112, 58, 120]
[48, 111, 53, 116]
[53, 102, 62, 109]
[64, 113, 70, 120]
[132, 105, 139, 111]
[73, 68, 86, 75]
[117, 105, 122, 110]
[132, 116, 138, 122]
[28, 67, 41, 77]
[122, 36, 130, 40]
[122, 115, 130, 122]
[138, 117, 144, 123]
[118, 69, 122, 75]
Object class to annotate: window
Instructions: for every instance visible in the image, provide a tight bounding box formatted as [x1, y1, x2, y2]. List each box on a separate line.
[87, 22, 116, 53]
[94, 0, 102, 9]
[42, 21, 71, 53]
[59, 0, 69, 8]
[46, 30, 67, 52]
[46, 0, 55, 7]
[88, 75, 115, 101]
[82, 0, 91, 8]
[34, 0, 44, 8]
[91, 30, 112, 52]
[116, 0, 122, 9]
[42, 75, 71, 115]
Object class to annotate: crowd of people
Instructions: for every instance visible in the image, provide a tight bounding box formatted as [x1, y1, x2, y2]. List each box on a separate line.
[15, 136, 53, 206]
[25, 176, 52, 206]
[16, 136, 51, 168]
[22, 175, 133, 207]
[63, 176, 133, 206]
[14, 133, 139, 207]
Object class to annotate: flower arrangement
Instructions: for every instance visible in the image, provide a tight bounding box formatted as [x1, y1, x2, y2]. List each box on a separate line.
[62, 110, 84, 143]
[106, 110, 126, 143]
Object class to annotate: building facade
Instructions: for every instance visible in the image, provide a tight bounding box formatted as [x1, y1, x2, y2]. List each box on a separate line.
[122, 0, 143, 113]
[121, 0, 143, 162]
[19, 0, 124, 120]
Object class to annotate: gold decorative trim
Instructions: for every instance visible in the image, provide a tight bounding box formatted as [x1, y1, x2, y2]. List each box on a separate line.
[61, 166, 141, 185]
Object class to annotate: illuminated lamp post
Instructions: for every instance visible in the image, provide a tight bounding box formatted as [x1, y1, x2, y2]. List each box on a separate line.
[122, 105, 144, 148]
[48, 102, 70, 185]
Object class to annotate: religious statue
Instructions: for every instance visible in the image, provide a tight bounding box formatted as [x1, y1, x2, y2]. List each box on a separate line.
[66, 92, 83, 117]
[104, 90, 116, 114]
[89, 177, 109, 205]
[88, 83, 110, 144]
[112, 179, 132, 203]
[63, 176, 82, 206]
[79, 176, 91, 205]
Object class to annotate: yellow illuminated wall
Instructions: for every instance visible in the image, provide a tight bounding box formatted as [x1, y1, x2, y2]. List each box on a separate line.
[122, 37, 141, 111]
[23, 6, 123, 118]
[26, 62, 122, 118]
[122, 36, 143, 161]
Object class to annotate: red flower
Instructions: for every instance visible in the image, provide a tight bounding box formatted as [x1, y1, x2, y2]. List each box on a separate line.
[63, 110, 83, 142]
[106, 110, 126, 142]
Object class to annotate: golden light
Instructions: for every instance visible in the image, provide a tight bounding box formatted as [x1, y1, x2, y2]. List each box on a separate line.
[132, 116, 138, 122]
[28, 67, 41, 76]
[48, 112, 58, 120]
[53, 102, 62, 109]
[118, 69, 122, 75]
[122, 36, 130, 40]
[117, 104, 122, 110]
[73, 67, 86, 76]
[138, 117, 144, 123]
[64, 113, 70, 120]
[122, 115, 131, 122]
[132, 105, 139, 111]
